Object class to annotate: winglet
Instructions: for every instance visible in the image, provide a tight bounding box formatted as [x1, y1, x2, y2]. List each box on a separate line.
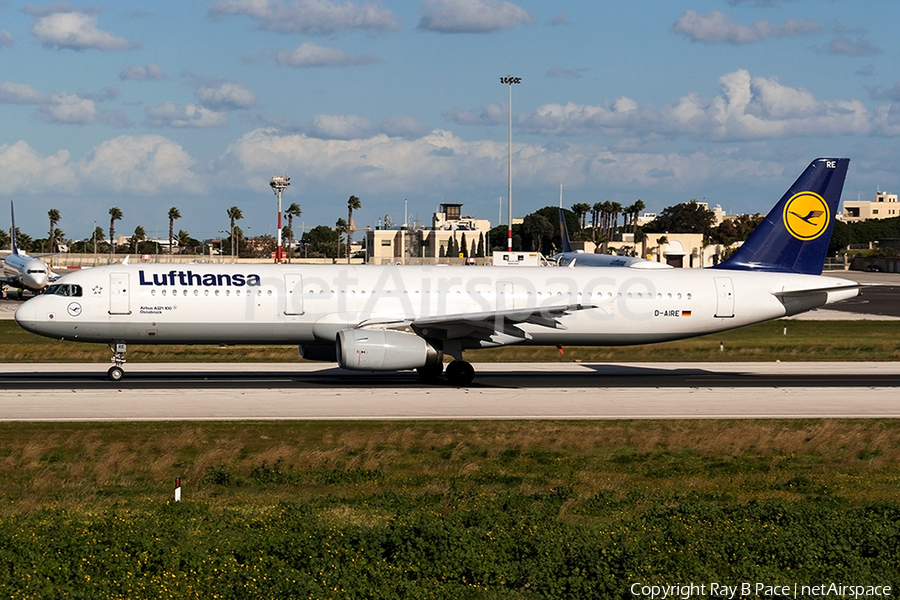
[715, 158, 849, 275]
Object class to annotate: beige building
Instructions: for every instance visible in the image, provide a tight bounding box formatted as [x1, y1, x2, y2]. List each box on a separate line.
[366, 202, 490, 264]
[842, 191, 899, 222]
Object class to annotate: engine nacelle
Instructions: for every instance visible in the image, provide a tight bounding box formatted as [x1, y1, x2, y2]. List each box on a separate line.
[336, 329, 441, 371]
[299, 343, 337, 362]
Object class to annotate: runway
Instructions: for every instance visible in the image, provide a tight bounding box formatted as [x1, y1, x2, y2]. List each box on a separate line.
[1, 362, 899, 420]
[2, 271, 899, 421]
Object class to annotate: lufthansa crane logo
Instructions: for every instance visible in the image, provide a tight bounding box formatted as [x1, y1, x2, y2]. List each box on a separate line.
[783, 192, 830, 241]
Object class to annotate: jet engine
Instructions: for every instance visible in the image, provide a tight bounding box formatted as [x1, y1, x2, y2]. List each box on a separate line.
[336, 329, 442, 371]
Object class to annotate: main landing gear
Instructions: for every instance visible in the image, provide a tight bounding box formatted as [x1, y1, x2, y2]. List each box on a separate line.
[445, 360, 475, 386]
[108, 342, 127, 381]
[416, 360, 475, 386]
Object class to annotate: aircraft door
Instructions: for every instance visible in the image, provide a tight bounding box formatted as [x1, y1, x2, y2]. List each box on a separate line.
[283, 273, 304, 315]
[714, 277, 735, 318]
[109, 273, 131, 315]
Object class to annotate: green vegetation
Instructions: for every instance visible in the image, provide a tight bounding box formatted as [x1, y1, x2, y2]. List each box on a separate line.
[3, 319, 900, 363]
[1, 420, 899, 598]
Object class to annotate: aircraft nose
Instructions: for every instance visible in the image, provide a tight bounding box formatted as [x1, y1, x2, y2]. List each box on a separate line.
[14, 300, 37, 333]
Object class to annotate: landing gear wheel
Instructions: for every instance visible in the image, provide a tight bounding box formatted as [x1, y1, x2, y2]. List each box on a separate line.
[107, 366, 124, 381]
[417, 362, 444, 382]
[445, 360, 475, 386]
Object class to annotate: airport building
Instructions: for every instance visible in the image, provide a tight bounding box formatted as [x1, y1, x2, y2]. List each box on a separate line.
[365, 203, 492, 265]
[841, 191, 899, 222]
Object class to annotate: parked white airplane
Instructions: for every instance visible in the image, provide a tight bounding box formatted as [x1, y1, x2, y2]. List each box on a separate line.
[555, 206, 672, 269]
[16, 158, 858, 384]
[2, 201, 56, 294]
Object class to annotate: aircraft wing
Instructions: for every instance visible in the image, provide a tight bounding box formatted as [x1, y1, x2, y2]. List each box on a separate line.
[359, 303, 595, 345]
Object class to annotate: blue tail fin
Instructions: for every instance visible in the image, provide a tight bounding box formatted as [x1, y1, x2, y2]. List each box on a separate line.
[715, 158, 849, 275]
[559, 207, 574, 253]
[10, 200, 19, 255]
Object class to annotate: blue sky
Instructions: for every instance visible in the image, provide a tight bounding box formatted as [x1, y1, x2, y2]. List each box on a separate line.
[2, 0, 899, 242]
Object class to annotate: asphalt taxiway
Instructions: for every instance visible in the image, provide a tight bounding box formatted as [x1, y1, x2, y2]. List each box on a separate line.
[0, 362, 899, 420]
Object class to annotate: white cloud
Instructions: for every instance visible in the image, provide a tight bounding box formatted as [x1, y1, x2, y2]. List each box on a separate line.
[38, 92, 100, 124]
[0, 30, 14, 47]
[419, 0, 532, 33]
[120, 63, 165, 81]
[145, 101, 229, 128]
[208, 0, 400, 35]
[672, 10, 819, 44]
[0, 140, 77, 195]
[309, 114, 374, 139]
[275, 41, 380, 68]
[515, 69, 872, 141]
[79, 135, 203, 194]
[217, 127, 785, 202]
[820, 36, 882, 57]
[442, 103, 508, 126]
[31, 9, 135, 51]
[195, 82, 258, 110]
[0, 82, 47, 105]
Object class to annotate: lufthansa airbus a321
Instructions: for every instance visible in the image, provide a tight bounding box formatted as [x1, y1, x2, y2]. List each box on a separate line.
[16, 158, 859, 385]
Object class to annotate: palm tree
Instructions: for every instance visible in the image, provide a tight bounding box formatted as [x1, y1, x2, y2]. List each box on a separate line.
[130, 225, 146, 253]
[226, 206, 243, 261]
[92, 226, 105, 257]
[108, 207, 122, 259]
[346, 195, 361, 264]
[631, 199, 645, 234]
[167, 207, 181, 255]
[591, 202, 603, 243]
[570, 203, 591, 240]
[284, 202, 302, 263]
[47, 208, 61, 253]
[609, 202, 623, 239]
[335, 218, 347, 260]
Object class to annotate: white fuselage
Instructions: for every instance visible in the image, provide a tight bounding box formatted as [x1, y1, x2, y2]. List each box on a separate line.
[15, 263, 858, 348]
[3, 253, 51, 291]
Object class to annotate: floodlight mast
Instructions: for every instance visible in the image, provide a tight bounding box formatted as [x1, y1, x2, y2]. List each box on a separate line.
[500, 76, 521, 252]
[270, 176, 290, 263]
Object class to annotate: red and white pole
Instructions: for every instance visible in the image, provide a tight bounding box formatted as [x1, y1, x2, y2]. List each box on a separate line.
[174, 477, 181, 502]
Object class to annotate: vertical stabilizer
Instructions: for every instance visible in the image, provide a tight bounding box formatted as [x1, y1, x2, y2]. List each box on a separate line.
[559, 207, 574, 254]
[10, 200, 19, 255]
[715, 158, 849, 275]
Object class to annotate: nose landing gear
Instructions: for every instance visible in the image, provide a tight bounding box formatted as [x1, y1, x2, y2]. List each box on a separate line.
[108, 342, 127, 381]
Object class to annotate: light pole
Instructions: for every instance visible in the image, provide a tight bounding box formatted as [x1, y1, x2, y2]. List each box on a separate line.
[270, 176, 290, 263]
[500, 76, 521, 252]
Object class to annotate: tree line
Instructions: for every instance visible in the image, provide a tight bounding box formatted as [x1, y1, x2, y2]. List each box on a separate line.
[7, 196, 897, 260]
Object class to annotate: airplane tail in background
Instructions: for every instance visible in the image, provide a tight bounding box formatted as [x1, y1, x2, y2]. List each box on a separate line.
[715, 158, 849, 276]
[10, 200, 19, 255]
[559, 207, 574, 254]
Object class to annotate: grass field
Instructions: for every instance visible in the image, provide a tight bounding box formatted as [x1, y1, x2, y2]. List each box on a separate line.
[1, 420, 899, 597]
[3, 318, 900, 363]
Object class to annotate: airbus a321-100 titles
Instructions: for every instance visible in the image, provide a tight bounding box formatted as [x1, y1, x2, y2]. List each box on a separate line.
[17, 158, 859, 385]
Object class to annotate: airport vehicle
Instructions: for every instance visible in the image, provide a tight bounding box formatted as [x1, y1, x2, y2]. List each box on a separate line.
[2, 202, 55, 294]
[554, 207, 671, 269]
[16, 158, 857, 384]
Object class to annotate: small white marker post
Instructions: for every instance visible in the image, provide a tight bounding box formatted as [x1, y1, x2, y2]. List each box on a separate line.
[174, 477, 182, 502]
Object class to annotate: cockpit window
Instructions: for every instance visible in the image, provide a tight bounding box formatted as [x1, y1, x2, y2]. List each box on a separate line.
[46, 284, 82, 297]
[27, 269, 47, 274]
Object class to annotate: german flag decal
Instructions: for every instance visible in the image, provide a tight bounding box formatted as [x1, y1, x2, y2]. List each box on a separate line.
[682, 311, 692, 317]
